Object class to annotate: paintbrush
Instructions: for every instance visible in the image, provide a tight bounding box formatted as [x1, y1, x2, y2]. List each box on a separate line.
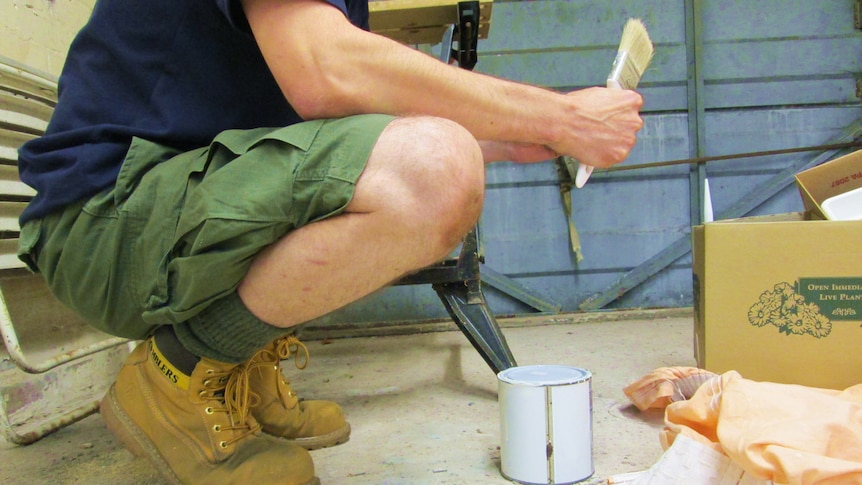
[575, 18, 655, 188]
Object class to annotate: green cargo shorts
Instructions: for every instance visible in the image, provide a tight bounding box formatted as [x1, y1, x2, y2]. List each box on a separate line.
[18, 114, 395, 339]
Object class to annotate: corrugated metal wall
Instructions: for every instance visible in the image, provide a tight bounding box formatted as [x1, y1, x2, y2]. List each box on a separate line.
[324, 0, 862, 326]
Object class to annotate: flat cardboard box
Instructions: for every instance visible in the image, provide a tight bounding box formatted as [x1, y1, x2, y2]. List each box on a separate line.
[693, 212, 862, 390]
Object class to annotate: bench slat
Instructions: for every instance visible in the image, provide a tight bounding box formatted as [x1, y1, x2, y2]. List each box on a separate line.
[0, 90, 53, 132]
[0, 201, 26, 232]
[0, 239, 24, 269]
[0, 128, 35, 165]
[0, 58, 58, 107]
[0, 165, 36, 198]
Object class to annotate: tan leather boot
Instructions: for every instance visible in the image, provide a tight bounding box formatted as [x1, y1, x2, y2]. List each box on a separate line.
[247, 336, 350, 450]
[100, 339, 319, 485]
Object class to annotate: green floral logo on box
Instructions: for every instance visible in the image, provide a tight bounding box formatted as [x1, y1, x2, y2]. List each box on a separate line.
[749, 282, 832, 338]
[748, 278, 862, 338]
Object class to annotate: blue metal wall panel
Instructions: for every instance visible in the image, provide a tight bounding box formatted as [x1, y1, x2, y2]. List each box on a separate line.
[705, 107, 862, 219]
[320, 0, 862, 326]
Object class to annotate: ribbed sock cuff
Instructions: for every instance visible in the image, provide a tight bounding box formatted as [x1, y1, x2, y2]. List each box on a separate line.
[173, 293, 289, 363]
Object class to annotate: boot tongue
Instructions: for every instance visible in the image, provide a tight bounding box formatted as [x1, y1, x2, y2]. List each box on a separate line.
[149, 338, 192, 391]
[153, 326, 200, 373]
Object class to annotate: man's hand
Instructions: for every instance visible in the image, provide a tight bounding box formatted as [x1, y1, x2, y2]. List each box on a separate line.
[480, 88, 643, 167]
[552, 87, 644, 169]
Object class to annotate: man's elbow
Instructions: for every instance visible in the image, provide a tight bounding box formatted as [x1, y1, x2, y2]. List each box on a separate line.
[284, 83, 361, 120]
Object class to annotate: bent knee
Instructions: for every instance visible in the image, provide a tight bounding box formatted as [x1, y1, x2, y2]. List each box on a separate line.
[398, 117, 484, 244]
[364, 116, 485, 257]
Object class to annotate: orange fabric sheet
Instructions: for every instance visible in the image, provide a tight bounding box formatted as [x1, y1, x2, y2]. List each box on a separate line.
[658, 371, 862, 485]
[623, 366, 718, 411]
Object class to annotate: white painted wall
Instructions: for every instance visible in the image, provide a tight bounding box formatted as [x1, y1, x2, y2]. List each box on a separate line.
[0, 0, 95, 77]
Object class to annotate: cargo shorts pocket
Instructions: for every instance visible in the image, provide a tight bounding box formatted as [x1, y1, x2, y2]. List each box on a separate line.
[139, 123, 328, 325]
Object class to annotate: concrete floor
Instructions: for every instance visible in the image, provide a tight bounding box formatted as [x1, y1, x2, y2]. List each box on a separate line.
[0, 310, 694, 484]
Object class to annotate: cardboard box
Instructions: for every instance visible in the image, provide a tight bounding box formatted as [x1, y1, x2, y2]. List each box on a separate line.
[796, 148, 862, 220]
[693, 150, 862, 390]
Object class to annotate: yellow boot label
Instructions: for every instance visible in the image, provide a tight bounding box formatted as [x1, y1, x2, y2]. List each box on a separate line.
[149, 339, 191, 390]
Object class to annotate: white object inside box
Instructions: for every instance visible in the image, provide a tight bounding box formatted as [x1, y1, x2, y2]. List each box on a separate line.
[821, 186, 862, 220]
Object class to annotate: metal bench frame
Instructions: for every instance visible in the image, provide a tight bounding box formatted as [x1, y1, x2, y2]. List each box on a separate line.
[0, 58, 133, 445]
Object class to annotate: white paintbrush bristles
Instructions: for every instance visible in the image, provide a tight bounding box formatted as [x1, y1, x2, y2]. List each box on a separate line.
[608, 18, 656, 90]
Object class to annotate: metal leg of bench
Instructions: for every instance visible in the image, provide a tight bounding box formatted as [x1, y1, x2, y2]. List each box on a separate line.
[433, 280, 517, 375]
[0, 292, 131, 374]
[0, 395, 100, 445]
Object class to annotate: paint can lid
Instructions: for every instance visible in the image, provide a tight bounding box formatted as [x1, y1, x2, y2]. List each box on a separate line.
[497, 365, 591, 386]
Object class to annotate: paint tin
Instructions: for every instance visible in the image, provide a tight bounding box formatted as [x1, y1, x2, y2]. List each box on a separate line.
[497, 365, 593, 485]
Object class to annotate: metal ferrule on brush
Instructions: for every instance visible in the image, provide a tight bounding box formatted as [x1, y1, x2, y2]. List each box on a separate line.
[607, 51, 641, 90]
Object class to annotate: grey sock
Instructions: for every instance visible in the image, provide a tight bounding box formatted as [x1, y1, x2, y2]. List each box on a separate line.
[173, 292, 288, 363]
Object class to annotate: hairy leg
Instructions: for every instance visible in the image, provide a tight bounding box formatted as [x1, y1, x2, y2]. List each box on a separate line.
[237, 116, 485, 328]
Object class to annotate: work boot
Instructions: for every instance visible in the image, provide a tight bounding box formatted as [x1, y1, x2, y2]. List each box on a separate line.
[100, 338, 319, 485]
[247, 335, 350, 450]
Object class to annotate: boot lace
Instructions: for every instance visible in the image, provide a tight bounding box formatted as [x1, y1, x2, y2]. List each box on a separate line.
[247, 335, 311, 405]
[201, 364, 262, 448]
[274, 335, 310, 370]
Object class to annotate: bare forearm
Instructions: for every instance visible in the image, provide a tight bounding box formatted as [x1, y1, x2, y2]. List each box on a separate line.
[242, 0, 643, 167]
[336, 47, 560, 144]
[246, 0, 558, 137]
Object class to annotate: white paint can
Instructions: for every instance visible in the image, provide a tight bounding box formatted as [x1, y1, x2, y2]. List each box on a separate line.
[497, 365, 593, 485]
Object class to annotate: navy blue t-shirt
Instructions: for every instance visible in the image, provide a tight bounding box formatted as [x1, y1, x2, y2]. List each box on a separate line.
[17, 0, 369, 224]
